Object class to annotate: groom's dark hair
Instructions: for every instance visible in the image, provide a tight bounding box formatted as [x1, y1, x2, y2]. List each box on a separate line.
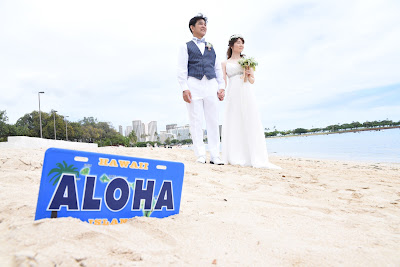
[189, 13, 208, 33]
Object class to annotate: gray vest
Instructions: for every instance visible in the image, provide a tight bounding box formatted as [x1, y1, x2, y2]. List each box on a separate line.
[186, 41, 217, 80]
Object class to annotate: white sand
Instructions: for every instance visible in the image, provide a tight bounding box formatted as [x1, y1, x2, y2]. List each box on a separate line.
[0, 147, 399, 266]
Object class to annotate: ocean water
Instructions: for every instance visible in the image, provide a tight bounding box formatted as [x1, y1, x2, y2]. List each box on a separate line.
[265, 128, 400, 163]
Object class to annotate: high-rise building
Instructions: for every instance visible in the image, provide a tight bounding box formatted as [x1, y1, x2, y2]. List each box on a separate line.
[167, 124, 190, 141]
[142, 122, 146, 141]
[119, 125, 123, 136]
[132, 120, 143, 142]
[125, 126, 133, 137]
[148, 121, 157, 142]
[166, 124, 177, 131]
[159, 131, 175, 143]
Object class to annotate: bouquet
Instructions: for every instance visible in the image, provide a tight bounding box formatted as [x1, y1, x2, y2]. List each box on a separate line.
[238, 57, 258, 82]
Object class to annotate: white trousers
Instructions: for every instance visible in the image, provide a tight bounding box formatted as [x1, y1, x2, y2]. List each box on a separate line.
[186, 94, 220, 159]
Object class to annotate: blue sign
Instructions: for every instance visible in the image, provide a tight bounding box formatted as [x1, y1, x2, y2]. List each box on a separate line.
[35, 148, 185, 224]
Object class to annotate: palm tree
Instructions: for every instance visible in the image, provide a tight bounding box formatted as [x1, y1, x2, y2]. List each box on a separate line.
[128, 131, 137, 145]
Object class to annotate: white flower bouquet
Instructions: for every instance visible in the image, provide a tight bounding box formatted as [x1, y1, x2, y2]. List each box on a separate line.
[238, 57, 258, 82]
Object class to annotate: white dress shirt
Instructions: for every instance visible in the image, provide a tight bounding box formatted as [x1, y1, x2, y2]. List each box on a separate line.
[177, 40, 225, 100]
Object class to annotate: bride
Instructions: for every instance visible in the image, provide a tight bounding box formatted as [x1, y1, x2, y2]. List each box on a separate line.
[221, 34, 281, 169]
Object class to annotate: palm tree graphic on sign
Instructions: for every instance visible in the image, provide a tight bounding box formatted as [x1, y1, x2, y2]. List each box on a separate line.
[48, 161, 80, 186]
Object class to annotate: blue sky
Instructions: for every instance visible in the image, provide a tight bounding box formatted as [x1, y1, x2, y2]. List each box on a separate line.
[0, 0, 399, 133]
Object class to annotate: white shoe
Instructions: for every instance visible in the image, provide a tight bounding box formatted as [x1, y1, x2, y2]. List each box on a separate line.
[196, 156, 206, 164]
[210, 157, 224, 165]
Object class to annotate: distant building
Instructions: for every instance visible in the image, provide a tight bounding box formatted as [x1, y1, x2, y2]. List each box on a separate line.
[148, 121, 157, 142]
[119, 125, 123, 136]
[130, 120, 160, 142]
[168, 124, 190, 141]
[125, 126, 133, 137]
[166, 124, 177, 131]
[132, 120, 143, 142]
[202, 126, 221, 141]
[159, 131, 175, 143]
[142, 122, 146, 141]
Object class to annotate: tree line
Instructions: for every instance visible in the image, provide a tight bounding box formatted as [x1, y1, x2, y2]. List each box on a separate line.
[1, 109, 194, 147]
[264, 119, 400, 137]
[0, 110, 133, 146]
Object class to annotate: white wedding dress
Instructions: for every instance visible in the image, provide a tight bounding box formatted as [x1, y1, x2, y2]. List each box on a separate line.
[222, 62, 281, 169]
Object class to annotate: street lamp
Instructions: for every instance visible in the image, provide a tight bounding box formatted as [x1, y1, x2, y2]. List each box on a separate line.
[38, 92, 44, 138]
[65, 116, 69, 141]
[53, 110, 57, 140]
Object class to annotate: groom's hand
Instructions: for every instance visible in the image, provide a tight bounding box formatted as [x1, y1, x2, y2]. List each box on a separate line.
[183, 90, 192, 103]
[217, 89, 225, 101]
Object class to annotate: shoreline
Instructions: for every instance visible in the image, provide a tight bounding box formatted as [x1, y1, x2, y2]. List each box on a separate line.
[268, 152, 400, 165]
[267, 125, 400, 138]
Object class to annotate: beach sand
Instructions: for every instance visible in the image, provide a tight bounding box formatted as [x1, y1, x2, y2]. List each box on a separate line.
[0, 147, 399, 266]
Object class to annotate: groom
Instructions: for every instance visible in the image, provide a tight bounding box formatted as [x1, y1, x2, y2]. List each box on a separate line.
[177, 13, 225, 165]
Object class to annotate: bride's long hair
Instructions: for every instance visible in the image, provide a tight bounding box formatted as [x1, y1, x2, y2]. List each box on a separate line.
[227, 36, 245, 59]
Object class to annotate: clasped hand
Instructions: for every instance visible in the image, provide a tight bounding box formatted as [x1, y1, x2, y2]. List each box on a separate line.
[217, 89, 225, 101]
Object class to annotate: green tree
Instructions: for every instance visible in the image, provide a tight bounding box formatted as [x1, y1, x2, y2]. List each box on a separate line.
[14, 111, 51, 138]
[80, 117, 98, 127]
[265, 131, 278, 137]
[165, 137, 171, 145]
[293, 128, 307, 135]
[380, 119, 393, 127]
[134, 141, 148, 147]
[324, 124, 340, 132]
[154, 132, 160, 142]
[68, 122, 82, 142]
[128, 130, 138, 145]
[41, 111, 66, 140]
[351, 121, 362, 129]
[97, 121, 116, 139]
[309, 128, 322, 133]
[171, 139, 179, 145]
[181, 139, 192, 144]
[362, 121, 373, 128]
[0, 110, 10, 141]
